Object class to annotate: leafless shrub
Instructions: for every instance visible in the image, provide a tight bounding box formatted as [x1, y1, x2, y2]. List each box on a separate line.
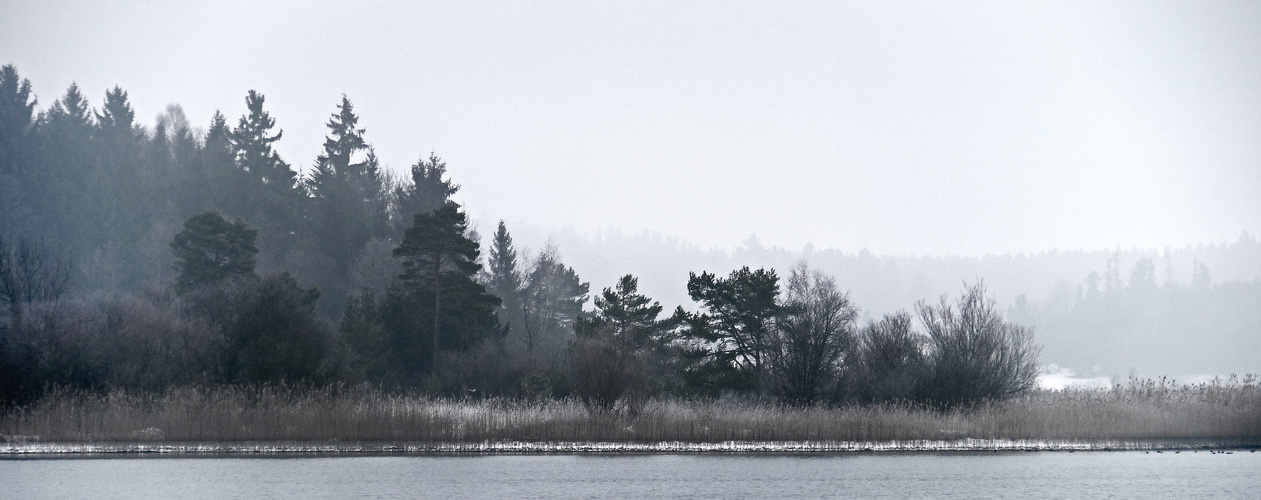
[765, 263, 857, 406]
[0, 237, 71, 325]
[850, 311, 926, 404]
[917, 282, 1041, 410]
[571, 333, 646, 417]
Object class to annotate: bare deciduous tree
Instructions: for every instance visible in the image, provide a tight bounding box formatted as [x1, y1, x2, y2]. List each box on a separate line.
[517, 244, 587, 363]
[916, 282, 1041, 410]
[851, 311, 925, 404]
[765, 263, 858, 406]
[0, 237, 71, 325]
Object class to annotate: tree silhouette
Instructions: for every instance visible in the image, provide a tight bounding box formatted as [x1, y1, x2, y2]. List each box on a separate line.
[305, 95, 387, 310]
[170, 210, 257, 293]
[393, 203, 495, 375]
[680, 266, 780, 392]
[916, 282, 1040, 410]
[393, 153, 458, 236]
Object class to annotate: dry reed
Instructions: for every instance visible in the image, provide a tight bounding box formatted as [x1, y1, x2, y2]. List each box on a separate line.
[2, 376, 1257, 445]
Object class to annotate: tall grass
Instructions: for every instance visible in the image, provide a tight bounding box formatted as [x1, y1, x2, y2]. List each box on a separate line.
[3, 376, 1257, 444]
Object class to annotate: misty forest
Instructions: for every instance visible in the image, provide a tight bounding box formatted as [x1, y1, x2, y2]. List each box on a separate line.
[0, 65, 1257, 439]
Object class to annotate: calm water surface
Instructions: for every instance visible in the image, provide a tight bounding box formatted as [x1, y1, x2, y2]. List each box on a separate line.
[4, 451, 1258, 499]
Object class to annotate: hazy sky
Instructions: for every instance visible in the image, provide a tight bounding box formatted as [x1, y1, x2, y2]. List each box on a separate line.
[3, 1, 1258, 256]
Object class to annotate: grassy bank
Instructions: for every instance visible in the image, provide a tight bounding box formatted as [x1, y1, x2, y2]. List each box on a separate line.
[2, 377, 1258, 446]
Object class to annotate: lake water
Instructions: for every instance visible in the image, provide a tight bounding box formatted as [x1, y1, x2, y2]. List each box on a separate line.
[4, 451, 1258, 498]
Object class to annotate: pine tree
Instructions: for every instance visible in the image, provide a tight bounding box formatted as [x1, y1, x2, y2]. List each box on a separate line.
[170, 210, 258, 293]
[677, 266, 780, 394]
[390, 203, 499, 376]
[578, 274, 664, 348]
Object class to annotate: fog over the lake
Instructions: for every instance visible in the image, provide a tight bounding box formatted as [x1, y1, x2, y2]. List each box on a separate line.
[5, 1, 1258, 256]
[3, 1, 1259, 380]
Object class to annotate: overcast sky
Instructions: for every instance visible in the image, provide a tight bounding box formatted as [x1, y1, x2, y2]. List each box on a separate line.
[3, 1, 1258, 256]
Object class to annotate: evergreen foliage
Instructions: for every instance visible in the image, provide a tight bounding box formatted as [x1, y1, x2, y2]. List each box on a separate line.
[339, 291, 389, 382]
[577, 274, 664, 347]
[228, 90, 304, 273]
[0, 65, 35, 177]
[393, 153, 458, 236]
[390, 203, 500, 378]
[170, 210, 258, 293]
[486, 221, 524, 340]
[220, 273, 333, 385]
[305, 96, 387, 311]
[678, 266, 780, 394]
[0, 65, 1059, 409]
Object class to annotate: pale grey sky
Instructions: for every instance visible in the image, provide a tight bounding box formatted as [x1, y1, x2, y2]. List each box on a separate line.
[3, 0, 1258, 256]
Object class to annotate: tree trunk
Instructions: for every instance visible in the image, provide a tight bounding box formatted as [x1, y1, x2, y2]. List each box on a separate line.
[432, 258, 442, 376]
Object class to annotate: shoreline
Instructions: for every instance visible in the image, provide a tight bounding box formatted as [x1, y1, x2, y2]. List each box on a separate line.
[4, 438, 1259, 456]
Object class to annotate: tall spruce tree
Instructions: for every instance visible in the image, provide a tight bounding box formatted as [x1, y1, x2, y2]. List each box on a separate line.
[32, 84, 95, 276]
[305, 96, 387, 309]
[201, 111, 244, 217]
[487, 220, 524, 335]
[393, 153, 458, 237]
[228, 91, 303, 273]
[0, 65, 35, 177]
[96, 87, 157, 289]
[0, 66, 36, 238]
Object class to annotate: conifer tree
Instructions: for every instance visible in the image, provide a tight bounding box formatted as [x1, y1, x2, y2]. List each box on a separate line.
[155, 104, 202, 218]
[0, 65, 36, 177]
[31, 85, 95, 270]
[578, 274, 664, 347]
[305, 96, 387, 308]
[230, 90, 293, 192]
[201, 111, 244, 216]
[391, 203, 499, 376]
[170, 210, 258, 293]
[393, 153, 458, 236]
[0, 66, 36, 238]
[228, 91, 303, 272]
[677, 266, 780, 394]
[487, 220, 524, 333]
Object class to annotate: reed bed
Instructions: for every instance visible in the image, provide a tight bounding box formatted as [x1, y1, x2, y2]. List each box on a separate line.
[3, 376, 1258, 445]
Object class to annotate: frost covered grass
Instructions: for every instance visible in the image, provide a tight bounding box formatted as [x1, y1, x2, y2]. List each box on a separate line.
[2, 376, 1258, 445]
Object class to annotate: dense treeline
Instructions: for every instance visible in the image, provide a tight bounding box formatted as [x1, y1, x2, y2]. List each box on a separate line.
[0, 65, 1039, 411]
